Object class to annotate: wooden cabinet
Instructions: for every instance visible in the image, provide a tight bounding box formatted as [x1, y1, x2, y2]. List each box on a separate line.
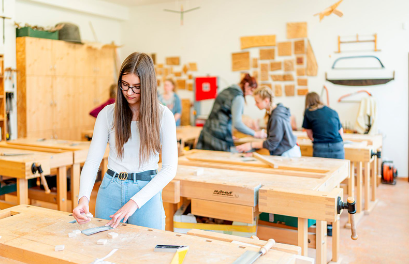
[17, 37, 115, 140]
[0, 55, 5, 141]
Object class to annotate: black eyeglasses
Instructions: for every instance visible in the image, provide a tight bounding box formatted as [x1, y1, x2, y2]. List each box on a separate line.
[120, 81, 141, 94]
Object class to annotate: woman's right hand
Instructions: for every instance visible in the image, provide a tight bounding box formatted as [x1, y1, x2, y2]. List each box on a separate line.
[73, 197, 91, 224]
[254, 130, 267, 139]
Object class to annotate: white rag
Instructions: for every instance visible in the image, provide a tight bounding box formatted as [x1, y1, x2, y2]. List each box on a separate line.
[355, 97, 377, 134]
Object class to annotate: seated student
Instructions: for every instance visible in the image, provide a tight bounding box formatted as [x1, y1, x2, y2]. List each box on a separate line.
[158, 79, 182, 126]
[236, 86, 301, 157]
[196, 74, 266, 151]
[302, 92, 344, 159]
[89, 84, 116, 118]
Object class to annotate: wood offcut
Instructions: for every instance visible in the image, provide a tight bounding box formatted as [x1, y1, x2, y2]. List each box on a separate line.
[232, 52, 250, 71]
[278, 42, 292, 56]
[260, 49, 275, 60]
[306, 39, 318, 76]
[240, 35, 276, 50]
[166, 57, 180, 65]
[287, 22, 308, 39]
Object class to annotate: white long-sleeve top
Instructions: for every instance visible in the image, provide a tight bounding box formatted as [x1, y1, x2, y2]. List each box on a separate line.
[78, 103, 178, 208]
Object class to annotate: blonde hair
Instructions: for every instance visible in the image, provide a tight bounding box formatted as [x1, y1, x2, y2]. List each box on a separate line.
[165, 78, 177, 92]
[253, 86, 274, 125]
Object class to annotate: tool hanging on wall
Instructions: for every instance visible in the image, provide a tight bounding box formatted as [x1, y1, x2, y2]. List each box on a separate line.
[326, 56, 395, 86]
[338, 90, 372, 103]
[5, 92, 13, 140]
[314, 0, 344, 22]
[381, 161, 398, 185]
[164, 5, 200, 25]
[0, 15, 11, 44]
[336, 34, 380, 53]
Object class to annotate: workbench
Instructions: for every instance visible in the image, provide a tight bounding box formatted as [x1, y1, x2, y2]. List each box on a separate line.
[292, 131, 381, 224]
[163, 150, 351, 264]
[0, 147, 72, 212]
[0, 138, 109, 211]
[0, 205, 311, 264]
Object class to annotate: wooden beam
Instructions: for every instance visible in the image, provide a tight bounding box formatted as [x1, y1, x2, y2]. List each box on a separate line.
[298, 218, 308, 256]
[162, 180, 180, 204]
[259, 188, 343, 222]
[57, 166, 68, 212]
[17, 179, 28, 205]
[191, 199, 255, 224]
[316, 221, 327, 264]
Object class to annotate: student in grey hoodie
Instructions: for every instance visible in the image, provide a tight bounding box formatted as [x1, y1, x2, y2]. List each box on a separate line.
[236, 86, 301, 157]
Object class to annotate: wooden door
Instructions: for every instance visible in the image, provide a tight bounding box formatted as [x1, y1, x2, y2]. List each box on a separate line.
[21, 37, 53, 76]
[25, 76, 54, 136]
[97, 47, 115, 78]
[53, 41, 76, 76]
[75, 45, 96, 77]
[74, 77, 96, 130]
[53, 76, 75, 136]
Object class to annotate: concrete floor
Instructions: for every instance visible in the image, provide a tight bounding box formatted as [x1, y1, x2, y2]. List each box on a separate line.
[320, 178, 409, 264]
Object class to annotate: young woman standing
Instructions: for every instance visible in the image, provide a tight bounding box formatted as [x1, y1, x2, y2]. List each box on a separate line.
[236, 86, 300, 157]
[73, 53, 178, 230]
[302, 92, 344, 159]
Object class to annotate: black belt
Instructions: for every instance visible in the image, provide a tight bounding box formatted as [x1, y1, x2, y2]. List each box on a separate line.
[107, 169, 157, 181]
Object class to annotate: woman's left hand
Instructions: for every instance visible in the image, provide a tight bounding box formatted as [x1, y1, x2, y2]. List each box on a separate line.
[236, 143, 252, 153]
[106, 200, 139, 228]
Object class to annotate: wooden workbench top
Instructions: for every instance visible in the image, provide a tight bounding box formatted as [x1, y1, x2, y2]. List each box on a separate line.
[0, 205, 302, 264]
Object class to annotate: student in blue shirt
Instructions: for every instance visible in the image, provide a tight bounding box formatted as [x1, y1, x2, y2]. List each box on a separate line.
[302, 92, 344, 159]
[159, 79, 182, 126]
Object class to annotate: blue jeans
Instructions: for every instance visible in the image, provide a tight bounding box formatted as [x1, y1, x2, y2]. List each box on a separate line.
[313, 142, 345, 159]
[95, 173, 165, 230]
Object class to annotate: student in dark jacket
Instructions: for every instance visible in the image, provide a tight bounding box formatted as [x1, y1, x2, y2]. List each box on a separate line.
[302, 92, 344, 159]
[196, 74, 266, 151]
[236, 86, 301, 157]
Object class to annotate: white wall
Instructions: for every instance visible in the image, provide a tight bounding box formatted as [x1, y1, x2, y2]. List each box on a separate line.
[122, 0, 409, 176]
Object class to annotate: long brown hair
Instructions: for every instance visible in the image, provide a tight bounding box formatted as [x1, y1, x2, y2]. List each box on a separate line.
[114, 52, 161, 164]
[239, 73, 257, 102]
[305, 92, 324, 110]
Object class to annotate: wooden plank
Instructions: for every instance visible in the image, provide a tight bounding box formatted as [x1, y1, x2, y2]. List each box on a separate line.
[176, 79, 186, 90]
[297, 79, 308, 86]
[240, 35, 276, 50]
[261, 83, 272, 89]
[257, 224, 316, 249]
[166, 57, 180, 65]
[356, 162, 363, 213]
[162, 180, 180, 204]
[188, 63, 198, 71]
[285, 85, 295, 96]
[297, 88, 309, 96]
[278, 42, 292, 56]
[17, 179, 28, 205]
[284, 60, 294, 71]
[260, 49, 275, 60]
[306, 39, 318, 76]
[260, 63, 269, 81]
[187, 229, 301, 255]
[371, 158, 377, 202]
[232, 52, 250, 71]
[0, 205, 298, 264]
[287, 22, 308, 39]
[187, 83, 193, 91]
[252, 58, 258, 68]
[174, 71, 182, 77]
[259, 187, 343, 222]
[252, 71, 259, 82]
[294, 40, 306, 55]
[270, 61, 282, 71]
[364, 161, 370, 212]
[298, 218, 308, 256]
[71, 163, 80, 207]
[283, 74, 294, 81]
[296, 56, 304, 65]
[191, 199, 254, 224]
[332, 215, 340, 262]
[274, 84, 283, 97]
[316, 221, 327, 264]
[57, 166, 68, 212]
[271, 75, 284, 81]
[296, 68, 306, 76]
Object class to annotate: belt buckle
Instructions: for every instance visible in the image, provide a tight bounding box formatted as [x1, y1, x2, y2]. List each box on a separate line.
[118, 172, 128, 181]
